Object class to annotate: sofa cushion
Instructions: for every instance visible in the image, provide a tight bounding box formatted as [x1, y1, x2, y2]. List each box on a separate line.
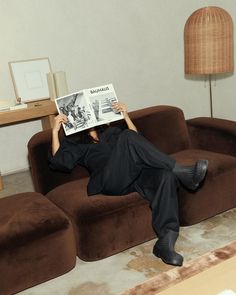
[171, 149, 236, 225]
[46, 179, 155, 261]
[0, 192, 69, 250]
[0, 192, 77, 295]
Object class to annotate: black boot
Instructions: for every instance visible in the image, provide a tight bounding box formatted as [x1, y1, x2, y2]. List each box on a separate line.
[173, 159, 208, 190]
[153, 230, 183, 266]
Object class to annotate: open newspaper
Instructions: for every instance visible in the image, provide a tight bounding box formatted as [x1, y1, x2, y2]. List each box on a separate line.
[54, 83, 124, 136]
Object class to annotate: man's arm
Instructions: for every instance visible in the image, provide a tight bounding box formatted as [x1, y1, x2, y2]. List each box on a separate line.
[51, 114, 68, 155]
[112, 102, 138, 132]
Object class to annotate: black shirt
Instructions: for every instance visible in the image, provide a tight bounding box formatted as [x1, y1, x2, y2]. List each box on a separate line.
[48, 127, 122, 195]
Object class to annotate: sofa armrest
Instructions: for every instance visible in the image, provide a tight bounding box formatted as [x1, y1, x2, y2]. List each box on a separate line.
[187, 117, 236, 157]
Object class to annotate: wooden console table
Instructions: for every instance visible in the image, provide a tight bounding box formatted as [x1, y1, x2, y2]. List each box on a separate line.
[0, 99, 58, 191]
[0, 100, 57, 129]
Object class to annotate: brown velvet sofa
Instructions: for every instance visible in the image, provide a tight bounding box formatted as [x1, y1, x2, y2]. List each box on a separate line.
[28, 105, 236, 261]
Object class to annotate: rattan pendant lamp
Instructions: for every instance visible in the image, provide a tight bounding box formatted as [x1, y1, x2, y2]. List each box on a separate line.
[184, 6, 234, 117]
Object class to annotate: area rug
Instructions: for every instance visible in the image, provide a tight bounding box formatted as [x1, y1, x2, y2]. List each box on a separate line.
[120, 240, 236, 295]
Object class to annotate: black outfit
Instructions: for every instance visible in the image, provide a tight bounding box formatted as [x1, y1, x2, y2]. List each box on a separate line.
[49, 127, 179, 238]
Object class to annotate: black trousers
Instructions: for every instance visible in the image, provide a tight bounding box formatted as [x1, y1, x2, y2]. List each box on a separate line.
[102, 129, 179, 237]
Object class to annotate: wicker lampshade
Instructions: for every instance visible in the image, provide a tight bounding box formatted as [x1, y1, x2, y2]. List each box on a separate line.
[184, 6, 234, 74]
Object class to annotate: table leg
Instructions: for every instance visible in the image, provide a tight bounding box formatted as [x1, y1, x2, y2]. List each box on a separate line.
[0, 174, 3, 191]
[41, 115, 55, 130]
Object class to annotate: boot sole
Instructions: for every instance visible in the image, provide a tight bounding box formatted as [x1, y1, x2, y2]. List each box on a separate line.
[187, 159, 208, 190]
[154, 249, 183, 266]
[193, 159, 208, 187]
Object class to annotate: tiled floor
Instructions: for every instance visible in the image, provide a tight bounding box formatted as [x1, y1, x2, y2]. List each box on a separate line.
[1, 171, 236, 295]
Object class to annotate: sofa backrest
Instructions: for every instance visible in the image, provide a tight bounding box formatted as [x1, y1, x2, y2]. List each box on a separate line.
[126, 105, 191, 154]
[28, 105, 190, 194]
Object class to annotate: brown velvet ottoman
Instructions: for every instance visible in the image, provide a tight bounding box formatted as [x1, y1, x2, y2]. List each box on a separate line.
[46, 178, 156, 261]
[0, 192, 77, 295]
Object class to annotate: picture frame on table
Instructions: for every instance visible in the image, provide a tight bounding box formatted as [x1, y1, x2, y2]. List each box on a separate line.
[8, 57, 52, 103]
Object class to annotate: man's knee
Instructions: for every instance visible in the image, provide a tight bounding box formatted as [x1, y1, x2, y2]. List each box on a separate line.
[119, 129, 139, 142]
[122, 129, 137, 136]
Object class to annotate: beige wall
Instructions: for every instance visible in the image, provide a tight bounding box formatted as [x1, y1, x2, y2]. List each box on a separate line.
[0, 0, 235, 174]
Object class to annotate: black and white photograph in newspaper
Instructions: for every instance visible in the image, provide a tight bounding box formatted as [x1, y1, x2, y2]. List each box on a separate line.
[55, 92, 96, 136]
[86, 84, 123, 125]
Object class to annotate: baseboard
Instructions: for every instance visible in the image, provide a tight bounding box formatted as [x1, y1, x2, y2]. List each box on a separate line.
[1, 167, 30, 176]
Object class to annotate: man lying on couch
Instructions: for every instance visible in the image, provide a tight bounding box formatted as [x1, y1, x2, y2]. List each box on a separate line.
[49, 102, 208, 266]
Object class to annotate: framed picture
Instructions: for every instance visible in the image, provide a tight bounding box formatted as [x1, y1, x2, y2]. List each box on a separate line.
[9, 57, 52, 102]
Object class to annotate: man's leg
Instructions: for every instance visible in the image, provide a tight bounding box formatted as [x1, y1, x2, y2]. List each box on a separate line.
[102, 129, 175, 195]
[103, 129, 208, 194]
[134, 168, 183, 266]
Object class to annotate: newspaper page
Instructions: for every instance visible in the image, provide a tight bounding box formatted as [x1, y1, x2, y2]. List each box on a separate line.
[84, 83, 123, 126]
[54, 84, 123, 136]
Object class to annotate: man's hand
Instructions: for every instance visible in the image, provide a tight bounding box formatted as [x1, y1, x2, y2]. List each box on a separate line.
[112, 101, 138, 132]
[52, 114, 68, 133]
[112, 102, 128, 118]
